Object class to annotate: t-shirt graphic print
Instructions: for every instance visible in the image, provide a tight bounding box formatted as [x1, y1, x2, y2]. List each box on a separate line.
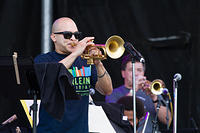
[68, 65, 92, 96]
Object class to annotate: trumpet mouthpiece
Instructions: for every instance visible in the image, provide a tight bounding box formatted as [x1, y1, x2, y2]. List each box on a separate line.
[71, 43, 77, 47]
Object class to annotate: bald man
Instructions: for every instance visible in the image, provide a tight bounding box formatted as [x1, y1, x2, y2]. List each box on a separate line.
[34, 17, 113, 133]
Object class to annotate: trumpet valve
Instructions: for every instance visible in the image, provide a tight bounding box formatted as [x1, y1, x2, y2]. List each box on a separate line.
[87, 58, 94, 65]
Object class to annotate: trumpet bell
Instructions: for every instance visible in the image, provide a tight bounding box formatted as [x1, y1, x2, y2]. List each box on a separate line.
[81, 35, 125, 64]
[150, 79, 165, 95]
[105, 35, 125, 59]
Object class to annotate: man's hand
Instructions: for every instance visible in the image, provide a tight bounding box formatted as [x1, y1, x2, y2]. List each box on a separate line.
[87, 45, 103, 66]
[126, 75, 147, 96]
[71, 37, 95, 57]
[135, 75, 146, 91]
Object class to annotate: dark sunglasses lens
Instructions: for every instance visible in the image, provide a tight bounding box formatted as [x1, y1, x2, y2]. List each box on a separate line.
[74, 32, 82, 39]
[63, 32, 72, 39]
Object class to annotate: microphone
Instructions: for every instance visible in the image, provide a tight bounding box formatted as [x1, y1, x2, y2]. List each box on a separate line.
[162, 88, 169, 95]
[124, 42, 145, 63]
[89, 88, 95, 95]
[173, 73, 182, 82]
[162, 88, 170, 102]
[89, 88, 95, 105]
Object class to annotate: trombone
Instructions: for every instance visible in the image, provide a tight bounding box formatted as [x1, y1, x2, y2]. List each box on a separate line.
[80, 35, 125, 64]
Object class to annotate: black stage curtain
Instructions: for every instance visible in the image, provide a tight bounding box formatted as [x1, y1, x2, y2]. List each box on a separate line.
[0, 0, 200, 131]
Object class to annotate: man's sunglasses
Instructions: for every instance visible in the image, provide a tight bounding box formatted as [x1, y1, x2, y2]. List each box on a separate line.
[54, 31, 82, 40]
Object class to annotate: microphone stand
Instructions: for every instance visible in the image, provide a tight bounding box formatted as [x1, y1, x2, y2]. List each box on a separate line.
[173, 80, 178, 133]
[131, 58, 137, 133]
[29, 89, 38, 133]
[152, 95, 162, 133]
[124, 42, 145, 133]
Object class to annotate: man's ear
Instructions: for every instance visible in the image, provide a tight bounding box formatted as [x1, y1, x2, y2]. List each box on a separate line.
[121, 70, 125, 78]
[50, 33, 56, 42]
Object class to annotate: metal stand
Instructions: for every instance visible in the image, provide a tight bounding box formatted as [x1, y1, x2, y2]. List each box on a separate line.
[29, 90, 38, 133]
[173, 80, 178, 133]
[125, 44, 145, 133]
[131, 59, 137, 133]
[27, 71, 40, 133]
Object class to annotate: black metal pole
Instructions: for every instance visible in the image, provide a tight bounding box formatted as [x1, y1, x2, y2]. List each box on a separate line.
[32, 91, 38, 133]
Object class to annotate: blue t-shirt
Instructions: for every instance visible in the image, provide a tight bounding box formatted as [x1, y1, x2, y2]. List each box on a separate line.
[105, 85, 156, 133]
[34, 51, 97, 133]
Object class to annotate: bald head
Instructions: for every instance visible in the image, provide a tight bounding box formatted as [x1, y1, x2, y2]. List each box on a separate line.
[52, 17, 78, 33]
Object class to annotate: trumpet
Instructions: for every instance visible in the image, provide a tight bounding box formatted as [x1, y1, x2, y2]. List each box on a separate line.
[80, 35, 125, 64]
[144, 79, 166, 95]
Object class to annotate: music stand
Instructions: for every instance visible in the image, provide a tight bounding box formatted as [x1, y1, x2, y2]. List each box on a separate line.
[0, 54, 40, 133]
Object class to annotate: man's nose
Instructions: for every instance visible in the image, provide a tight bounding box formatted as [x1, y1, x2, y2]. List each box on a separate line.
[70, 35, 76, 40]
